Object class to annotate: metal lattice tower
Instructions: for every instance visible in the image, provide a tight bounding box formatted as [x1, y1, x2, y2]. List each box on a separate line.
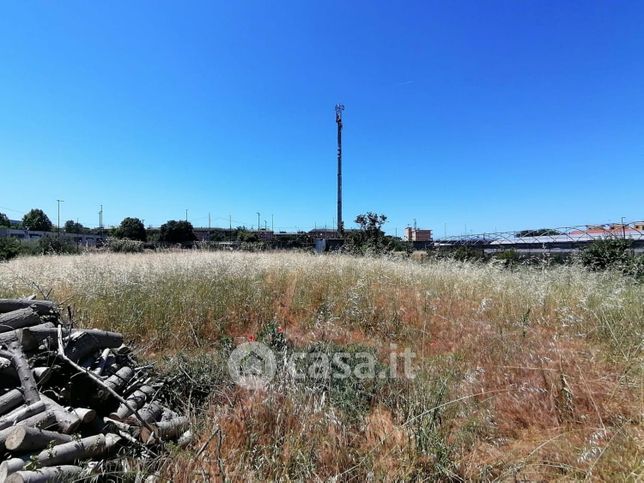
[335, 104, 344, 235]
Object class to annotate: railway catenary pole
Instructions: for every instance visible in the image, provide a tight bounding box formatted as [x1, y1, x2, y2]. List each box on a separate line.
[335, 104, 344, 235]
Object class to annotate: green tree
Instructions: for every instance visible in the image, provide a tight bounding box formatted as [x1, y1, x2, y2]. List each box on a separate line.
[159, 220, 196, 244]
[0, 213, 11, 227]
[344, 212, 390, 254]
[64, 220, 85, 233]
[115, 217, 147, 241]
[0, 213, 10, 227]
[22, 209, 53, 232]
[355, 212, 387, 236]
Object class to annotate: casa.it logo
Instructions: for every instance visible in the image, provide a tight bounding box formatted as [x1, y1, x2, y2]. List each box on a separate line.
[227, 341, 277, 390]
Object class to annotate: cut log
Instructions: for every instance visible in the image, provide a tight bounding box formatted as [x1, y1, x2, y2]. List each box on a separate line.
[0, 309, 41, 334]
[55, 326, 155, 433]
[5, 426, 73, 452]
[39, 395, 80, 434]
[177, 429, 193, 447]
[65, 330, 123, 362]
[5, 465, 83, 483]
[0, 458, 27, 481]
[97, 366, 134, 400]
[38, 432, 120, 466]
[127, 401, 164, 425]
[0, 366, 52, 383]
[92, 348, 113, 376]
[0, 340, 41, 404]
[0, 389, 24, 416]
[15, 323, 56, 351]
[71, 407, 96, 424]
[0, 299, 57, 316]
[110, 385, 155, 420]
[17, 326, 122, 355]
[141, 416, 189, 444]
[19, 409, 57, 430]
[0, 410, 58, 449]
[0, 401, 45, 430]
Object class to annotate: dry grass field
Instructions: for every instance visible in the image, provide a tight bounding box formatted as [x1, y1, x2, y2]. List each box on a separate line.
[0, 251, 641, 480]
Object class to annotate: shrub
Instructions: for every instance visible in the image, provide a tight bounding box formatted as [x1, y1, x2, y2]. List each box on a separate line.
[105, 237, 144, 253]
[37, 236, 80, 255]
[493, 249, 520, 267]
[430, 245, 486, 262]
[580, 238, 643, 278]
[0, 237, 21, 261]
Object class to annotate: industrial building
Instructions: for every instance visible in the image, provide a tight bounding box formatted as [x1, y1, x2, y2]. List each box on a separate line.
[404, 227, 433, 242]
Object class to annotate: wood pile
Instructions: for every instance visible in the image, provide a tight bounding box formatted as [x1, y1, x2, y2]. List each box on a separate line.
[0, 298, 190, 482]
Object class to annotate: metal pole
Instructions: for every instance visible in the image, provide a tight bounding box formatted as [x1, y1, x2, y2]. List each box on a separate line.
[185, 209, 188, 222]
[335, 104, 344, 235]
[257, 212, 260, 231]
[621, 217, 626, 239]
[56, 200, 64, 236]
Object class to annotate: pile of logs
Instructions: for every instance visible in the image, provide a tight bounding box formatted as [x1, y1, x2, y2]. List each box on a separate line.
[0, 298, 190, 482]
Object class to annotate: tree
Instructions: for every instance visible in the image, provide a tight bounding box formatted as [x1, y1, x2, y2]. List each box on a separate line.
[115, 217, 147, 241]
[159, 220, 196, 245]
[355, 212, 387, 238]
[64, 220, 85, 234]
[0, 213, 10, 227]
[22, 209, 53, 232]
[344, 212, 390, 254]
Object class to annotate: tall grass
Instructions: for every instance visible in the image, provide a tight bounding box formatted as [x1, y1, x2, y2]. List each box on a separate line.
[0, 251, 641, 479]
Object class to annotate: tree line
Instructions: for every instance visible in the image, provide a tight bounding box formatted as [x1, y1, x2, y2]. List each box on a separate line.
[0, 209, 197, 244]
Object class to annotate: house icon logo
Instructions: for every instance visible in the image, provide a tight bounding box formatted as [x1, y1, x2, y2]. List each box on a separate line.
[227, 341, 277, 390]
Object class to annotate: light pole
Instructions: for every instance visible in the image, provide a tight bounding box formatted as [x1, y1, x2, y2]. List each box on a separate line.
[257, 212, 260, 231]
[57, 200, 64, 236]
[185, 209, 188, 222]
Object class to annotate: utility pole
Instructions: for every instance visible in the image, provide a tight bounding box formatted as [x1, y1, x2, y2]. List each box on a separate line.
[98, 205, 103, 232]
[208, 212, 211, 230]
[271, 214, 274, 232]
[335, 104, 344, 235]
[56, 200, 64, 236]
[257, 212, 260, 231]
[185, 209, 188, 222]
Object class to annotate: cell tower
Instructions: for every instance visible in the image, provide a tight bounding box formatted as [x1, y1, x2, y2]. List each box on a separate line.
[335, 104, 344, 235]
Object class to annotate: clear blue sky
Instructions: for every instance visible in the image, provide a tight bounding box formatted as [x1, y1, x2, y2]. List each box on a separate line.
[1, 1, 642, 235]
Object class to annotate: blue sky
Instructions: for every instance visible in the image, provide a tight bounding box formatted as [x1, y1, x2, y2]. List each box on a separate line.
[1, 1, 642, 235]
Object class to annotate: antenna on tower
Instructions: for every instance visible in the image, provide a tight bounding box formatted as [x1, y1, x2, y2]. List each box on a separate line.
[335, 103, 345, 235]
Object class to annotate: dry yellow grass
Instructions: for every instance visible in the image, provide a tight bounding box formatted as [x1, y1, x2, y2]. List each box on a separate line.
[0, 250, 641, 480]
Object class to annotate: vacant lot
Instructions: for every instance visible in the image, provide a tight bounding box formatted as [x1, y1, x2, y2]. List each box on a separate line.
[0, 251, 641, 480]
